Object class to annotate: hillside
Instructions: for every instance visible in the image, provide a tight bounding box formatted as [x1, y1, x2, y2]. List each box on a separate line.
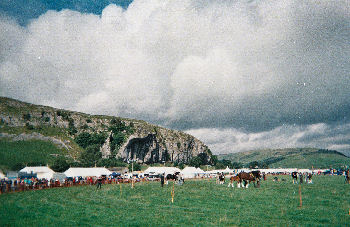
[0, 97, 211, 171]
[218, 148, 350, 169]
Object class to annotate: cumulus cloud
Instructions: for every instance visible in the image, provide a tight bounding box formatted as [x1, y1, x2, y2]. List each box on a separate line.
[0, 0, 350, 154]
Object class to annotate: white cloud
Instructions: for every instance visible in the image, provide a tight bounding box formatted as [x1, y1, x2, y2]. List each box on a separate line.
[0, 0, 349, 154]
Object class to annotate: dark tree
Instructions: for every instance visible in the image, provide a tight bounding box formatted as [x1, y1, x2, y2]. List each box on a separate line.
[23, 113, 31, 121]
[80, 144, 102, 167]
[211, 155, 218, 165]
[249, 161, 259, 169]
[51, 156, 70, 172]
[128, 162, 141, 171]
[189, 157, 202, 168]
[198, 153, 208, 165]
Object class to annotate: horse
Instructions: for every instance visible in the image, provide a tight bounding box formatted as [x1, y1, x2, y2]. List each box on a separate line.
[237, 171, 261, 188]
[228, 175, 240, 188]
[345, 170, 350, 184]
[291, 171, 298, 184]
[166, 172, 180, 181]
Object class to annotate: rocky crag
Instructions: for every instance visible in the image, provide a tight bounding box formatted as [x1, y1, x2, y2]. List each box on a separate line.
[0, 97, 211, 163]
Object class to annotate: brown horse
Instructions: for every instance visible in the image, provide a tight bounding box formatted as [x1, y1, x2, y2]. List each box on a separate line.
[345, 170, 350, 184]
[237, 171, 261, 188]
[228, 175, 240, 187]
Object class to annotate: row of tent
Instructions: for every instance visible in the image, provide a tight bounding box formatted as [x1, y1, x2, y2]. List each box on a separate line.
[0, 167, 113, 180]
[0, 166, 330, 180]
[1, 166, 207, 180]
[144, 166, 205, 178]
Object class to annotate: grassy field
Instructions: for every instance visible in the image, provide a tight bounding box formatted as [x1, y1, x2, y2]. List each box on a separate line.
[1, 175, 349, 226]
[0, 139, 64, 171]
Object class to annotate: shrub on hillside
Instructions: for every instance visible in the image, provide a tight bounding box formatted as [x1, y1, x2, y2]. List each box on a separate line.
[128, 162, 141, 171]
[51, 156, 70, 172]
[25, 122, 35, 130]
[80, 144, 102, 167]
[75, 132, 107, 149]
[23, 113, 31, 121]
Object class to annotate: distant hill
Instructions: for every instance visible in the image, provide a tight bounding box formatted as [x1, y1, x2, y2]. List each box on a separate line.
[0, 97, 211, 171]
[218, 148, 350, 169]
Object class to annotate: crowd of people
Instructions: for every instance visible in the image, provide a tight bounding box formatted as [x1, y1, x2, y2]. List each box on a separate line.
[0, 177, 60, 194]
[0, 175, 148, 194]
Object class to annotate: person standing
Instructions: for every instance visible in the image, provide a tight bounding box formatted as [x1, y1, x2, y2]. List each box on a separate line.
[96, 177, 102, 189]
[160, 173, 165, 187]
[308, 173, 313, 184]
[345, 169, 349, 184]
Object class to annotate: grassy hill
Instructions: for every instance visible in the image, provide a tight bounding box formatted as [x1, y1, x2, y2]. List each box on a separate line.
[0, 138, 68, 171]
[218, 148, 350, 169]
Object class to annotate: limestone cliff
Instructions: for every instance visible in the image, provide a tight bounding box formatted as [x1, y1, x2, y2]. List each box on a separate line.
[0, 97, 211, 163]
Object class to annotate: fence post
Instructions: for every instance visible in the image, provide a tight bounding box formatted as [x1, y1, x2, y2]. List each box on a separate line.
[298, 185, 302, 208]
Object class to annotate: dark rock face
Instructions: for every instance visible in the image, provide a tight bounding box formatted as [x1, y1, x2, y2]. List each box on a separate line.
[118, 131, 210, 164]
[122, 134, 160, 163]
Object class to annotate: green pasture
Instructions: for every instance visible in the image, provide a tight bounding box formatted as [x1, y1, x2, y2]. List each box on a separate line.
[1, 175, 349, 226]
[0, 139, 64, 171]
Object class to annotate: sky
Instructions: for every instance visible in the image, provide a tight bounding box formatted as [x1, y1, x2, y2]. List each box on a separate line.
[1, 0, 350, 156]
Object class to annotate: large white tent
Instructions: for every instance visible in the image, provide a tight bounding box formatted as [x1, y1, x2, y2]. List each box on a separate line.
[181, 167, 205, 179]
[208, 167, 234, 174]
[0, 171, 5, 179]
[144, 167, 181, 176]
[64, 167, 112, 177]
[20, 166, 55, 179]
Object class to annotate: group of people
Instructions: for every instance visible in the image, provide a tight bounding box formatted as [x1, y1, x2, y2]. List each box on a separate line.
[0, 175, 144, 194]
[291, 172, 313, 184]
[0, 177, 62, 193]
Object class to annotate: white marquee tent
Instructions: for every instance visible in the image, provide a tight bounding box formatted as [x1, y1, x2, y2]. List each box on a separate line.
[196, 168, 205, 174]
[181, 167, 205, 179]
[144, 167, 181, 176]
[20, 166, 55, 179]
[64, 167, 112, 177]
[207, 167, 234, 175]
[0, 171, 5, 179]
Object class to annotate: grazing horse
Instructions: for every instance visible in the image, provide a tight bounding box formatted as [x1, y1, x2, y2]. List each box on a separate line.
[237, 171, 261, 188]
[291, 171, 298, 184]
[166, 172, 180, 181]
[228, 175, 240, 188]
[345, 170, 350, 184]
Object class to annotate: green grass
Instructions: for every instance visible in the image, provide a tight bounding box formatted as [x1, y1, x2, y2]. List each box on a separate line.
[1, 176, 349, 226]
[0, 139, 64, 171]
[0, 126, 84, 161]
